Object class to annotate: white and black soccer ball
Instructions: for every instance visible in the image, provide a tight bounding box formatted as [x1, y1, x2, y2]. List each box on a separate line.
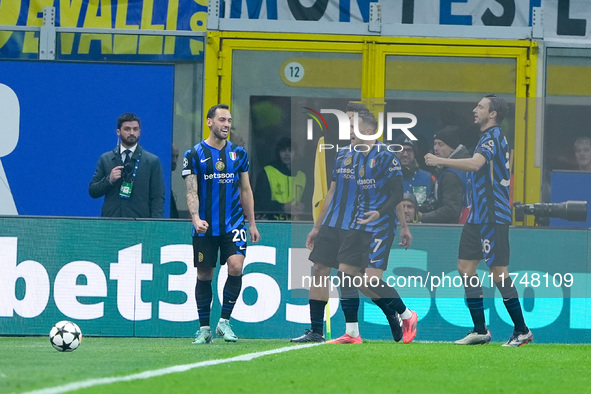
[49, 321, 82, 352]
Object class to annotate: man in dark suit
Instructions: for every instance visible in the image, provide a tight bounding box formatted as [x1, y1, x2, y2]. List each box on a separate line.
[89, 113, 165, 218]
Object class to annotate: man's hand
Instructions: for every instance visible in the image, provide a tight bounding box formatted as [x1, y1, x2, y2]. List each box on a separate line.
[306, 227, 320, 250]
[109, 165, 124, 184]
[249, 224, 260, 243]
[192, 218, 209, 234]
[398, 226, 412, 250]
[424, 153, 441, 167]
[357, 210, 380, 225]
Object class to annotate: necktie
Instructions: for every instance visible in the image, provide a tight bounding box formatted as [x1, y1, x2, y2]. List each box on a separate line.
[124, 149, 131, 164]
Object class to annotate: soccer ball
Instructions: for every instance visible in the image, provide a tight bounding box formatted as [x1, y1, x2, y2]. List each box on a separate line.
[49, 321, 82, 352]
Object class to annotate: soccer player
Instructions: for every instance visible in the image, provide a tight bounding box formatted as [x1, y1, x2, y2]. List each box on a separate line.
[331, 109, 418, 344]
[291, 104, 414, 344]
[424, 95, 533, 347]
[183, 104, 260, 344]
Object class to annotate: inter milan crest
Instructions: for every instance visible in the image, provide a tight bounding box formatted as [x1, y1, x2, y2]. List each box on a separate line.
[344, 155, 352, 166]
[215, 161, 225, 171]
[198, 252, 204, 262]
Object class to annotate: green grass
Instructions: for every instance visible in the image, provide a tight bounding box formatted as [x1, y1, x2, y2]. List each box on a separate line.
[1, 337, 590, 393]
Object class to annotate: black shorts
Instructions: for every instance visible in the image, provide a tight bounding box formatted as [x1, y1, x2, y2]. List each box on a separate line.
[336, 228, 394, 270]
[192, 226, 247, 268]
[458, 223, 510, 267]
[308, 225, 349, 269]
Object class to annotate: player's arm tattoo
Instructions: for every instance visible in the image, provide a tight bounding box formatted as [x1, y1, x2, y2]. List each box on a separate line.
[185, 174, 200, 217]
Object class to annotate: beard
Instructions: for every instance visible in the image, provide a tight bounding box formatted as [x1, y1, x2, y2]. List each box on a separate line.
[212, 128, 229, 140]
[121, 135, 138, 147]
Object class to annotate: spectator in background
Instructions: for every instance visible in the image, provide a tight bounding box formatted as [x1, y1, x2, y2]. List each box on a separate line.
[574, 136, 591, 171]
[255, 137, 308, 220]
[419, 126, 470, 224]
[395, 135, 433, 207]
[401, 193, 419, 224]
[89, 112, 165, 218]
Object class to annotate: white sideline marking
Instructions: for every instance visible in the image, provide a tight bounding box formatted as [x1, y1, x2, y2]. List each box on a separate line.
[24, 343, 321, 394]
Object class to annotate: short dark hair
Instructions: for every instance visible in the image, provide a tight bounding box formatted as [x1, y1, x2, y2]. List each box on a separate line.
[346, 102, 377, 131]
[117, 113, 140, 129]
[276, 137, 296, 153]
[574, 135, 591, 147]
[207, 104, 230, 120]
[346, 102, 369, 113]
[484, 94, 508, 124]
[402, 193, 418, 207]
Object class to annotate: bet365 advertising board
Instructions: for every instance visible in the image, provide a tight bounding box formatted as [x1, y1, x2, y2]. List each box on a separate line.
[1, 218, 589, 343]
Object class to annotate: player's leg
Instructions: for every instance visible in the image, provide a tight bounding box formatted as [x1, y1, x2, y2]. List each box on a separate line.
[291, 262, 331, 343]
[487, 225, 532, 347]
[292, 226, 342, 343]
[366, 230, 404, 342]
[335, 230, 418, 343]
[192, 236, 217, 344]
[215, 229, 247, 342]
[327, 230, 367, 344]
[366, 267, 402, 342]
[454, 223, 491, 345]
[326, 271, 362, 344]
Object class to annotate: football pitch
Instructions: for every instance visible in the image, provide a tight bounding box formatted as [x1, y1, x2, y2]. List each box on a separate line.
[1, 337, 590, 393]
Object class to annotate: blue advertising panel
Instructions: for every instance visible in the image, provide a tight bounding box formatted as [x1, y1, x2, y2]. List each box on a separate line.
[0, 60, 174, 217]
[550, 171, 591, 228]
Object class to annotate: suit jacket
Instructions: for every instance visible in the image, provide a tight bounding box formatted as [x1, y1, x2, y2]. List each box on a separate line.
[89, 145, 165, 218]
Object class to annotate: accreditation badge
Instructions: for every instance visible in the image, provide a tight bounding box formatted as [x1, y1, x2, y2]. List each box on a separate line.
[412, 185, 427, 205]
[119, 182, 133, 199]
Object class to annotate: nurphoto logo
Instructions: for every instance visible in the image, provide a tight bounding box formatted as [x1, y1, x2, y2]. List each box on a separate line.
[304, 107, 419, 152]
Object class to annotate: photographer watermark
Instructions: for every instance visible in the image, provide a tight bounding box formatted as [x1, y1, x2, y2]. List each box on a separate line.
[304, 107, 418, 152]
[301, 271, 575, 294]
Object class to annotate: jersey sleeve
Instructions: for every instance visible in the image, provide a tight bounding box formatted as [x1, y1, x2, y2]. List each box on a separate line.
[386, 152, 403, 179]
[239, 147, 250, 173]
[474, 132, 496, 163]
[181, 148, 197, 178]
[331, 151, 341, 181]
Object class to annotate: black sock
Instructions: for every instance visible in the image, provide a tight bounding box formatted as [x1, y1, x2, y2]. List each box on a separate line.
[221, 274, 242, 320]
[340, 274, 360, 323]
[373, 298, 403, 328]
[463, 275, 487, 334]
[370, 280, 407, 315]
[195, 279, 212, 327]
[496, 277, 528, 333]
[309, 299, 327, 334]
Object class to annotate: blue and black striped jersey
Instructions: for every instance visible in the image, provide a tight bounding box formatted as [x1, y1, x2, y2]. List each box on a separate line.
[322, 147, 358, 230]
[182, 140, 249, 236]
[467, 126, 512, 224]
[352, 142, 403, 233]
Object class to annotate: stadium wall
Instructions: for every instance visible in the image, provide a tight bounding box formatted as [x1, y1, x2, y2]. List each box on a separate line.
[0, 218, 589, 343]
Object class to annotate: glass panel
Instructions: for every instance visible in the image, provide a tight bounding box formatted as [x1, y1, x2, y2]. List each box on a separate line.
[385, 55, 517, 215]
[385, 56, 516, 98]
[172, 63, 204, 218]
[230, 50, 362, 221]
[542, 48, 591, 227]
